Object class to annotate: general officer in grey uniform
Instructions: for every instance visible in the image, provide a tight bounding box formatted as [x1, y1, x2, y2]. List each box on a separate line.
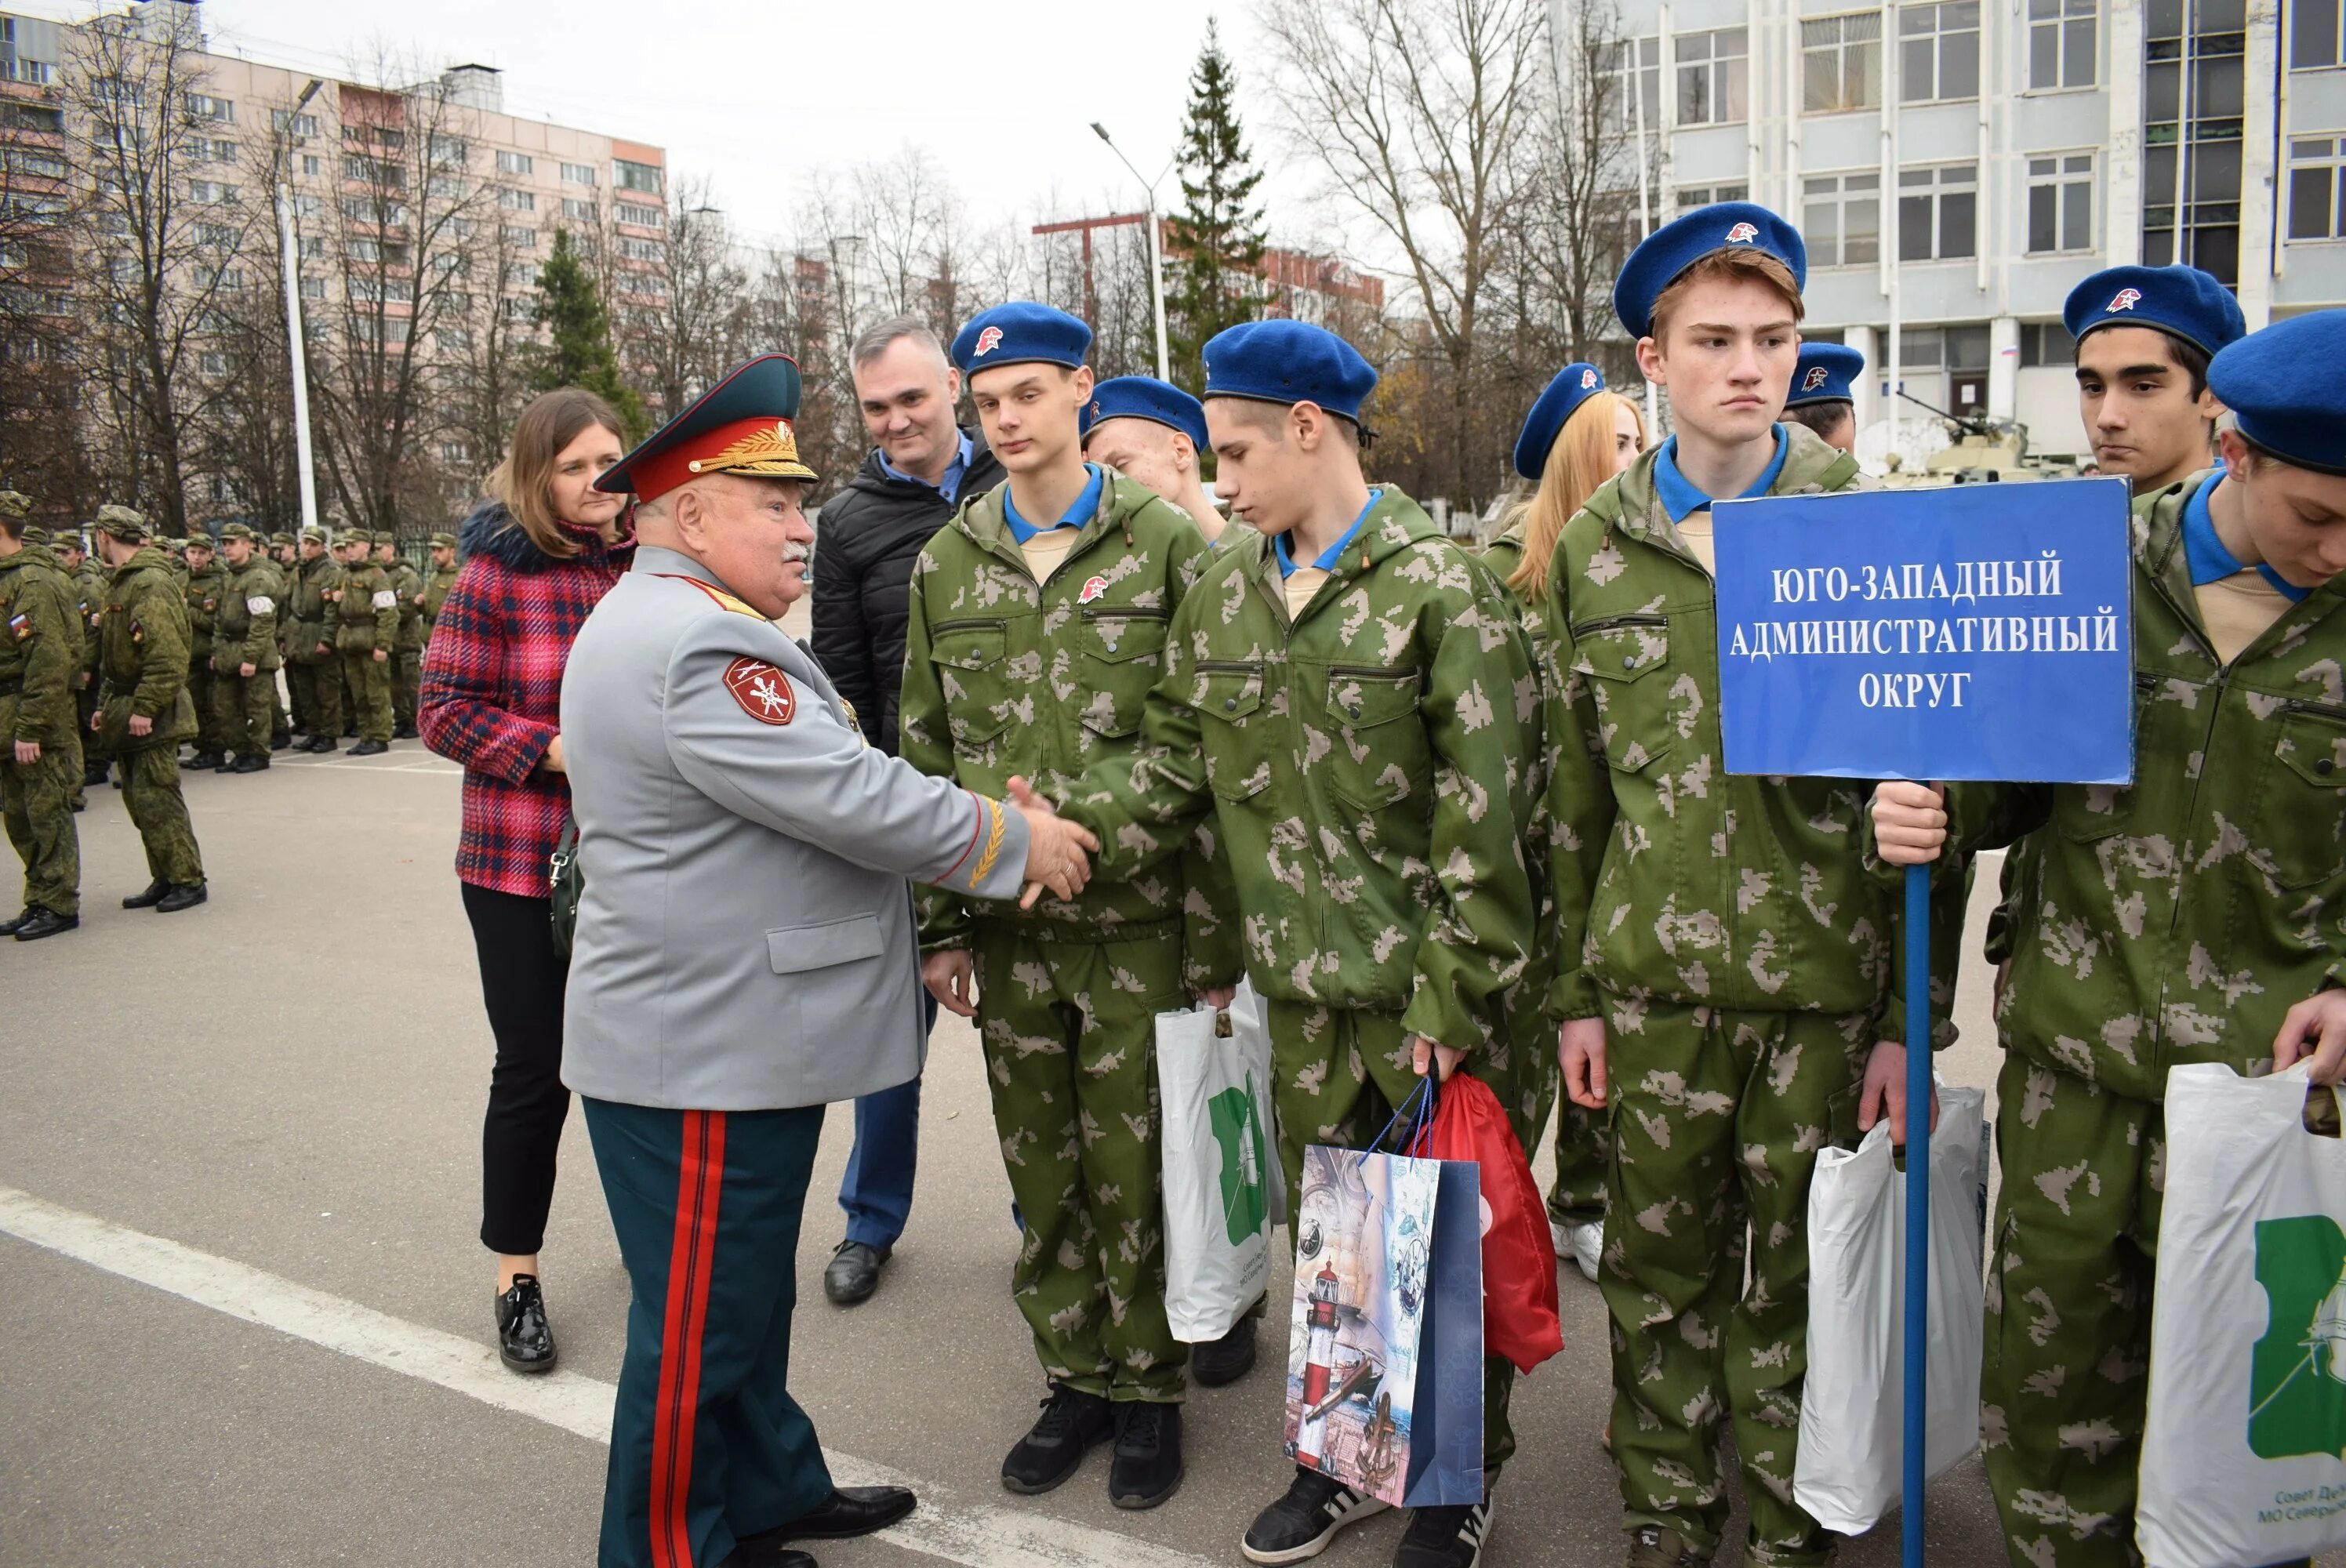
[559, 352, 1099, 1568]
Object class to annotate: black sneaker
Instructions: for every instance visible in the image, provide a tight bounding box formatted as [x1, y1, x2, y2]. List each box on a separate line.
[1394, 1497, 1494, 1568]
[1193, 1316, 1258, 1386]
[1242, 1465, 1390, 1564]
[1108, 1400, 1183, 1510]
[1000, 1384, 1113, 1494]
[495, 1273, 558, 1374]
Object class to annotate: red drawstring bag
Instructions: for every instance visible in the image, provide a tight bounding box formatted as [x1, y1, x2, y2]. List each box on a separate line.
[1424, 1073, 1564, 1374]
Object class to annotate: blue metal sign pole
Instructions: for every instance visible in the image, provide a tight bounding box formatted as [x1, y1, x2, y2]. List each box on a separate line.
[1903, 861, 1931, 1568]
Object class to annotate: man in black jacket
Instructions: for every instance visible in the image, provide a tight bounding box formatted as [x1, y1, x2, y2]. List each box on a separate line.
[809, 314, 1004, 1307]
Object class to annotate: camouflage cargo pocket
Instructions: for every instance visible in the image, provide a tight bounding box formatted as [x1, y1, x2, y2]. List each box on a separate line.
[1569, 614, 1678, 774]
[1323, 662, 1428, 810]
[1077, 606, 1168, 740]
[2267, 701, 2346, 889]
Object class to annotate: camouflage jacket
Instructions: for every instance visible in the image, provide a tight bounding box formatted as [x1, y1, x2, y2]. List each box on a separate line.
[900, 465, 1217, 955]
[1939, 470, 2346, 1101]
[286, 554, 341, 665]
[387, 560, 427, 652]
[1063, 486, 1543, 1058]
[184, 561, 227, 659]
[72, 561, 102, 681]
[0, 545, 82, 743]
[1542, 424, 1958, 1040]
[422, 565, 459, 631]
[215, 557, 285, 673]
[96, 546, 195, 746]
[331, 560, 398, 653]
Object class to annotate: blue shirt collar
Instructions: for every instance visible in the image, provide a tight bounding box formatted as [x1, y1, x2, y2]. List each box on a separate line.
[877, 430, 975, 503]
[1651, 427, 1790, 526]
[1001, 463, 1105, 545]
[2181, 474, 2310, 602]
[1273, 489, 1383, 578]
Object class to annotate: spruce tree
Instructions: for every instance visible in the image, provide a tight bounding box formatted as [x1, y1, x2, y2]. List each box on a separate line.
[1165, 20, 1268, 391]
[530, 229, 648, 437]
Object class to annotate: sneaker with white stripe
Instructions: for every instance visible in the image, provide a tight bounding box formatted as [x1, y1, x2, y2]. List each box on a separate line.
[1393, 1495, 1494, 1568]
[1240, 1464, 1392, 1564]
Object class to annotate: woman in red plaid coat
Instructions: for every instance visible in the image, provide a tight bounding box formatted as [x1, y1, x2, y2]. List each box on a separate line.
[420, 387, 634, 1374]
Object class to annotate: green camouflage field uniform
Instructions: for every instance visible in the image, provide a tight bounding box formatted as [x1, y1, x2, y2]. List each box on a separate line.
[422, 558, 459, 643]
[1485, 517, 1611, 1231]
[899, 466, 1215, 1404]
[95, 535, 203, 889]
[384, 547, 425, 731]
[331, 553, 396, 743]
[183, 554, 228, 757]
[2, 506, 83, 919]
[1912, 470, 2346, 1568]
[1062, 487, 1549, 1468]
[267, 537, 297, 742]
[286, 546, 342, 739]
[1542, 425, 1965, 1565]
[72, 554, 104, 787]
[214, 550, 284, 762]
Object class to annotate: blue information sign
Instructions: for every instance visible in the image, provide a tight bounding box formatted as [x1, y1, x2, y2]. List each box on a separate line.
[1710, 476, 2135, 784]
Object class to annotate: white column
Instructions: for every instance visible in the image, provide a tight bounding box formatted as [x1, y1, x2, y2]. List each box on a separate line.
[1847, 323, 1881, 432]
[2105, 0, 2144, 266]
[2239, 0, 2279, 326]
[1988, 315, 2020, 421]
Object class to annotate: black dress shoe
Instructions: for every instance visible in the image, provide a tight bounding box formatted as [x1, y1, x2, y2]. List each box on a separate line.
[349, 739, 389, 757]
[122, 878, 169, 909]
[342, 724, 357, 738]
[1108, 1399, 1184, 1510]
[12, 906, 77, 942]
[394, 722, 419, 740]
[496, 1274, 557, 1373]
[1001, 1384, 1113, 1494]
[154, 883, 208, 913]
[305, 735, 338, 753]
[228, 754, 269, 773]
[270, 735, 290, 751]
[1192, 1315, 1258, 1387]
[757, 1485, 916, 1541]
[717, 1547, 815, 1568]
[186, 751, 224, 771]
[0, 907, 27, 938]
[823, 1240, 889, 1305]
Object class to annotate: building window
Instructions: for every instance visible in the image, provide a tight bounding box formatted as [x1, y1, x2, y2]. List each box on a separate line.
[495, 150, 533, 176]
[616, 236, 663, 262]
[560, 161, 597, 187]
[497, 187, 535, 212]
[1803, 170, 1882, 265]
[302, 154, 323, 178]
[503, 227, 539, 249]
[2028, 0, 2097, 88]
[614, 158, 663, 194]
[199, 350, 228, 376]
[1898, 162, 1977, 260]
[292, 193, 321, 219]
[1900, 2, 1980, 102]
[430, 134, 468, 166]
[299, 235, 325, 260]
[429, 173, 464, 200]
[2, 147, 66, 180]
[1803, 13, 1883, 112]
[436, 328, 473, 352]
[271, 109, 319, 137]
[298, 274, 325, 300]
[504, 262, 539, 289]
[196, 136, 238, 164]
[1676, 27, 1749, 125]
[1604, 36, 1662, 129]
[561, 197, 597, 223]
[2027, 153, 2096, 252]
[2019, 321, 2077, 365]
[187, 180, 238, 206]
[1676, 183, 1750, 211]
[344, 154, 404, 187]
[186, 93, 234, 123]
[615, 201, 663, 229]
[2290, 136, 2346, 239]
[2295, 0, 2342, 68]
[441, 441, 472, 464]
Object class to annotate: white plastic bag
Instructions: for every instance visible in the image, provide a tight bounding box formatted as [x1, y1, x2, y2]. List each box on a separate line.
[1222, 978, 1286, 1227]
[1793, 1085, 1986, 1535]
[2138, 1064, 2346, 1568]
[1157, 982, 1276, 1341]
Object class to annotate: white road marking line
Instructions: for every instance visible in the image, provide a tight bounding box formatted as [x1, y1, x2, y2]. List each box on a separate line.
[0, 1186, 1215, 1568]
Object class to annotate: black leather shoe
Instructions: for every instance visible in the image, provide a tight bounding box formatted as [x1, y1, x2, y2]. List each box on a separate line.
[823, 1240, 889, 1305]
[1109, 1400, 1184, 1510]
[270, 735, 290, 751]
[13, 906, 77, 942]
[342, 724, 357, 738]
[228, 754, 269, 773]
[154, 883, 207, 913]
[305, 735, 338, 753]
[495, 1274, 557, 1374]
[1193, 1315, 1258, 1387]
[1001, 1384, 1113, 1494]
[394, 722, 419, 740]
[186, 751, 224, 771]
[718, 1547, 814, 1568]
[349, 739, 389, 757]
[759, 1485, 916, 1541]
[0, 907, 27, 937]
[122, 879, 169, 909]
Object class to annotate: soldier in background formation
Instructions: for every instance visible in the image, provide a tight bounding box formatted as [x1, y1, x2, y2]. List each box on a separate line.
[331, 528, 395, 756]
[422, 532, 459, 636]
[376, 529, 426, 739]
[89, 506, 205, 913]
[181, 531, 229, 771]
[1781, 342, 1865, 456]
[210, 524, 282, 775]
[0, 491, 82, 940]
[57, 527, 104, 793]
[286, 525, 342, 751]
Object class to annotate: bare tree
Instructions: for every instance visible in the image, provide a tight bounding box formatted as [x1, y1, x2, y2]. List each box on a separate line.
[626, 176, 750, 423]
[0, 84, 99, 518]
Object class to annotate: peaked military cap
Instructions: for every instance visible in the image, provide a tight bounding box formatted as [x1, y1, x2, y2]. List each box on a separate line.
[1614, 201, 1807, 342]
[2209, 310, 2346, 477]
[2063, 264, 2245, 360]
[951, 302, 1091, 376]
[0, 489, 28, 521]
[270, 532, 296, 548]
[93, 506, 150, 540]
[428, 531, 458, 549]
[1201, 320, 1379, 427]
[1082, 376, 1208, 451]
[1513, 362, 1609, 481]
[218, 522, 258, 543]
[21, 524, 48, 546]
[597, 352, 816, 503]
[299, 525, 329, 544]
[1786, 343, 1866, 409]
[372, 530, 398, 547]
[183, 532, 213, 550]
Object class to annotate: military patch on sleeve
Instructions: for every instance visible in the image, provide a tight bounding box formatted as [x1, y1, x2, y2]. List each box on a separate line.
[723, 656, 795, 725]
[9, 612, 30, 641]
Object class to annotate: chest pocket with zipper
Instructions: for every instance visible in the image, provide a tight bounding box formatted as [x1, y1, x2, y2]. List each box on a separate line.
[1193, 660, 1269, 801]
[1077, 606, 1168, 739]
[2057, 671, 2179, 843]
[2266, 700, 2346, 890]
[928, 619, 1014, 748]
[1324, 664, 1428, 809]
[1570, 615, 1678, 773]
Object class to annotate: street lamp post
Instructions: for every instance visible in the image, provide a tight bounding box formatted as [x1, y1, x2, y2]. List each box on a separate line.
[1089, 122, 1171, 383]
[275, 78, 324, 535]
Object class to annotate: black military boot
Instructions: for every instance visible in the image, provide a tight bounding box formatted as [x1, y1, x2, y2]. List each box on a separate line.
[121, 878, 169, 909]
[154, 883, 208, 913]
[1000, 1384, 1113, 1494]
[12, 906, 78, 942]
[495, 1273, 557, 1374]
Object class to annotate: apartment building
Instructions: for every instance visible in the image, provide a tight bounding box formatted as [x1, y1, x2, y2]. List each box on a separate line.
[1577, 0, 2346, 459]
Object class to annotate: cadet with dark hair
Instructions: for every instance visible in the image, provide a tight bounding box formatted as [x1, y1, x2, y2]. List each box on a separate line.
[2066, 263, 2242, 496]
[0, 490, 83, 940]
[89, 506, 205, 913]
[1781, 342, 1865, 454]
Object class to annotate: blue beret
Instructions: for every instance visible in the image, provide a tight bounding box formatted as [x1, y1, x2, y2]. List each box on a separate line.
[2062, 265, 2246, 360]
[1200, 320, 1378, 426]
[1081, 376, 1208, 452]
[1613, 202, 1807, 341]
[2208, 310, 2346, 477]
[951, 302, 1091, 375]
[1785, 343, 1867, 408]
[1513, 363, 1607, 481]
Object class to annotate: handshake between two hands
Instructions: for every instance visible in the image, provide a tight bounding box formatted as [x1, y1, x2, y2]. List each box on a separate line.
[1006, 776, 1096, 912]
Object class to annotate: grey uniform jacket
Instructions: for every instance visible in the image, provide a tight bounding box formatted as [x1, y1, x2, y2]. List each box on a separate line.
[559, 544, 1032, 1111]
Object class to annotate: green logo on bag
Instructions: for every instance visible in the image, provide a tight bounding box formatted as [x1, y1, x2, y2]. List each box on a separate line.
[2249, 1215, 2346, 1460]
[1208, 1070, 1268, 1245]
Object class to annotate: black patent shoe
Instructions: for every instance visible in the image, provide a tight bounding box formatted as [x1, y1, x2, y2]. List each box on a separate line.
[1000, 1384, 1113, 1494]
[1109, 1399, 1184, 1510]
[718, 1547, 814, 1568]
[823, 1239, 889, 1305]
[350, 739, 389, 757]
[757, 1485, 916, 1541]
[122, 879, 169, 909]
[187, 751, 224, 771]
[495, 1273, 557, 1374]
[13, 906, 78, 942]
[229, 754, 269, 774]
[304, 735, 338, 753]
[0, 907, 28, 937]
[1193, 1315, 1258, 1386]
[1243, 1465, 1390, 1564]
[154, 883, 207, 913]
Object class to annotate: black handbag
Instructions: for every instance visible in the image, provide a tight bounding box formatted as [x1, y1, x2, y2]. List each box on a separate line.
[549, 814, 581, 956]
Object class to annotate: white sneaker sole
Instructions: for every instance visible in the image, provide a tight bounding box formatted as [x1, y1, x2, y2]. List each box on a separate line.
[1240, 1495, 1393, 1564]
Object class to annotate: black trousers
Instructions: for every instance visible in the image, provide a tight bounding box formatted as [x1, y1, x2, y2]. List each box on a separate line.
[462, 880, 572, 1256]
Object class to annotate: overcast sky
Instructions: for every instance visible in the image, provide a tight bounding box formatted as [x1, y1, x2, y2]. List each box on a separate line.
[14, 0, 1333, 256]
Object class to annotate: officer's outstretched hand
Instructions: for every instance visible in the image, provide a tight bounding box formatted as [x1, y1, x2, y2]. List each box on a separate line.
[1410, 1036, 1464, 1082]
[2273, 991, 2346, 1084]
[1560, 1018, 1607, 1109]
[924, 949, 976, 1018]
[1858, 1041, 1941, 1145]
[1008, 775, 1098, 909]
[1871, 781, 1948, 866]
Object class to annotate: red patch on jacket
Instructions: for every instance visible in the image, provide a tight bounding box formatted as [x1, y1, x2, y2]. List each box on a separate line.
[724, 657, 795, 725]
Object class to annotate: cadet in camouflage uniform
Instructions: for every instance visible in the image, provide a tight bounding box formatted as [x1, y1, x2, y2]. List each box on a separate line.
[212, 524, 283, 773]
[60, 530, 104, 790]
[1874, 309, 2346, 1568]
[1542, 207, 1955, 1568]
[329, 530, 394, 753]
[267, 533, 298, 744]
[421, 531, 460, 643]
[285, 527, 341, 750]
[376, 530, 426, 738]
[181, 532, 228, 769]
[899, 305, 1213, 1511]
[0, 492, 82, 940]
[1059, 319, 1545, 1568]
[89, 506, 205, 911]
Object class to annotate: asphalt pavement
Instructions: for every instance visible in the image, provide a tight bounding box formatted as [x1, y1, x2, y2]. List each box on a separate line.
[2, 720, 2028, 1568]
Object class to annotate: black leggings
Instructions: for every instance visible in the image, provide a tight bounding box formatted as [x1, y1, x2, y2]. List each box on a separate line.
[461, 881, 572, 1257]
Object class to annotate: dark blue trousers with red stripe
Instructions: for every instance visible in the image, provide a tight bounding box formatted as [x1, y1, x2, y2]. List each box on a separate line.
[585, 1098, 834, 1568]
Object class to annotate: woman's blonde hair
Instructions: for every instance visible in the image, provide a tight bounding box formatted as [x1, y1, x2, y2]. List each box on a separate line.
[484, 388, 626, 561]
[1504, 389, 1648, 604]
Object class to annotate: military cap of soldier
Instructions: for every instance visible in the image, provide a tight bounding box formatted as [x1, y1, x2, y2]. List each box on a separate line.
[0, 484, 85, 940]
[1078, 376, 1228, 544]
[2063, 263, 2246, 497]
[90, 503, 208, 911]
[1782, 342, 1865, 454]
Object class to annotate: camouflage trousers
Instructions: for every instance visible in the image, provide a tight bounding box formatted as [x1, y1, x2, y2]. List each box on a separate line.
[214, 669, 278, 760]
[1261, 998, 1521, 1472]
[292, 658, 339, 739]
[971, 920, 1188, 1403]
[3, 739, 82, 916]
[1599, 996, 1870, 1566]
[1981, 1051, 2161, 1568]
[340, 651, 392, 743]
[1548, 1099, 1613, 1228]
[118, 744, 202, 887]
[392, 648, 420, 730]
[186, 662, 227, 755]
